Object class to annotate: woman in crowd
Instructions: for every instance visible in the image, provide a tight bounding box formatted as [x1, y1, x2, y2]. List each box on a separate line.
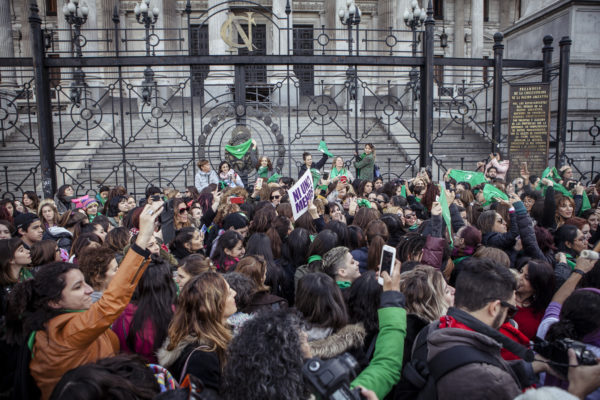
[358, 180, 374, 199]
[218, 161, 244, 188]
[30, 239, 63, 268]
[555, 224, 588, 270]
[245, 232, 284, 296]
[0, 238, 32, 311]
[212, 230, 245, 272]
[43, 210, 86, 253]
[77, 246, 119, 303]
[354, 143, 375, 181]
[279, 227, 311, 305]
[174, 253, 215, 290]
[235, 255, 287, 313]
[330, 156, 354, 181]
[555, 195, 576, 229]
[53, 185, 75, 214]
[173, 198, 192, 231]
[296, 272, 365, 359]
[3, 201, 162, 399]
[104, 226, 131, 253]
[582, 209, 600, 246]
[255, 155, 274, 179]
[106, 195, 130, 228]
[169, 227, 204, 262]
[38, 199, 60, 229]
[0, 199, 16, 220]
[0, 220, 13, 239]
[513, 259, 555, 340]
[157, 272, 236, 390]
[112, 257, 176, 363]
[23, 191, 40, 214]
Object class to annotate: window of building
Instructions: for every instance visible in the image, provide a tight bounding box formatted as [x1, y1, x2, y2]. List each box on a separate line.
[434, 55, 444, 87]
[484, 0, 489, 22]
[482, 55, 489, 83]
[46, 0, 57, 16]
[433, 0, 444, 20]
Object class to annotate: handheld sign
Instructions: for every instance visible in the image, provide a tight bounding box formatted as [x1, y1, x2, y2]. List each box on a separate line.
[290, 169, 314, 221]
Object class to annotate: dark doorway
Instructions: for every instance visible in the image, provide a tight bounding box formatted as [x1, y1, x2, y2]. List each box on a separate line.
[293, 25, 315, 97]
[189, 25, 209, 100]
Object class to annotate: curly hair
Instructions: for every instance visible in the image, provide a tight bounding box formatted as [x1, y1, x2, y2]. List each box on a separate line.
[224, 272, 255, 310]
[78, 246, 116, 290]
[222, 310, 307, 400]
[255, 155, 273, 171]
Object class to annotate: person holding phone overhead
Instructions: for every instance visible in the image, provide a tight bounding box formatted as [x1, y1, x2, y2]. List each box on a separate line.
[298, 151, 329, 179]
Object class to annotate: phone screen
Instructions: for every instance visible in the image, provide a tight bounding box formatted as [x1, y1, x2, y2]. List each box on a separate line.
[380, 249, 395, 276]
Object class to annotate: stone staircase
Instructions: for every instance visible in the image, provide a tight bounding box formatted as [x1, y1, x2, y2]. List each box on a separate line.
[1, 99, 494, 198]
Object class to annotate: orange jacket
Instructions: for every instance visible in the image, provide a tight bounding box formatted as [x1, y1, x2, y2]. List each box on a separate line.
[30, 245, 151, 400]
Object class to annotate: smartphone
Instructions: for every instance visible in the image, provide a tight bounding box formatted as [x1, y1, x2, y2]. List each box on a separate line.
[255, 178, 263, 190]
[378, 245, 397, 285]
[230, 196, 245, 204]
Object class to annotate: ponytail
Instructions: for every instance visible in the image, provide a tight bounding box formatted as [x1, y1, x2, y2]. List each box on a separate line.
[4, 262, 78, 345]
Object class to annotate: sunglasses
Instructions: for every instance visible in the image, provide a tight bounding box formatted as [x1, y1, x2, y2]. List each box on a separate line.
[271, 195, 281, 200]
[178, 207, 189, 214]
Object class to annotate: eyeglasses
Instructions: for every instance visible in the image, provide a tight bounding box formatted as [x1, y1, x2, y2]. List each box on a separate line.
[500, 300, 519, 319]
[271, 195, 281, 200]
[178, 207, 189, 214]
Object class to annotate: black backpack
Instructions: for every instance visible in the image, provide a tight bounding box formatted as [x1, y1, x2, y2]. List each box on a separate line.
[392, 324, 503, 400]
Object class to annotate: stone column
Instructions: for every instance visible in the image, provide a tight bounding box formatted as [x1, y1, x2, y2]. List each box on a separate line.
[269, 0, 297, 106]
[453, 0, 465, 85]
[204, 0, 233, 103]
[0, 0, 15, 84]
[471, 0, 483, 80]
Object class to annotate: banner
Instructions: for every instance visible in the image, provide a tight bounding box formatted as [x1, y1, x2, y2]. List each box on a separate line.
[290, 169, 314, 221]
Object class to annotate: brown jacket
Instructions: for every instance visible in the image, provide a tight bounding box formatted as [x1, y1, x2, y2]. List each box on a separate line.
[427, 327, 522, 400]
[30, 245, 151, 400]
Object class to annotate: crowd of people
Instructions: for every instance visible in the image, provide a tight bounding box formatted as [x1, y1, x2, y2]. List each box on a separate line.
[0, 145, 600, 400]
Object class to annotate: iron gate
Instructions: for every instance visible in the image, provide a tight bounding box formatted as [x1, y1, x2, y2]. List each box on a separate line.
[0, 0, 590, 200]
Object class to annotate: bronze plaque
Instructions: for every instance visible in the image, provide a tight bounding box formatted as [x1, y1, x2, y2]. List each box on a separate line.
[507, 83, 551, 181]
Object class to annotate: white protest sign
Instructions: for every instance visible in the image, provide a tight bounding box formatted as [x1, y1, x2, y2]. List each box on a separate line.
[289, 169, 314, 221]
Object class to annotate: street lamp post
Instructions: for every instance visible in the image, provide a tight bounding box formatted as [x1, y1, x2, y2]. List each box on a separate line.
[404, 0, 425, 100]
[338, 0, 361, 155]
[134, 0, 159, 104]
[63, 0, 89, 105]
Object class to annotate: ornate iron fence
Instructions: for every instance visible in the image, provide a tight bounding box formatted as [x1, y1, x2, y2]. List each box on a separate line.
[0, 0, 573, 200]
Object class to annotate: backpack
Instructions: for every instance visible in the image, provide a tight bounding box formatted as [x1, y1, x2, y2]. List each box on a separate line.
[392, 324, 503, 400]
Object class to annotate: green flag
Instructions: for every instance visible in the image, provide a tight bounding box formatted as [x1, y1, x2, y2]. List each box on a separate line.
[537, 167, 573, 198]
[483, 184, 509, 206]
[310, 168, 321, 189]
[257, 166, 270, 179]
[267, 173, 281, 184]
[448, 169, 488, 187]
[225, 139, 253, 160]
[318, 141, 334, 157]
[581, 191, 591, 214]
[400, 185, 407, 198]
[438, 186, 453, 247]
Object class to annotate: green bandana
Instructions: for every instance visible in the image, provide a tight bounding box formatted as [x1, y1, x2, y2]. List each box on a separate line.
[537, 167, 572, 198]
[448, 169, 488, 187]
[225, 139, 253, 160]
[357, 199, 372, 208]
[268, 173, 281, 184]
[307, 254, 322, 264]
[337, 281, 352, 289]
[482, 184, 509, 206]
[318, 141, 334, 157]
[19, 267, 33, 282]
[257, 166, 270, 179]
[310, 168, 321, 189]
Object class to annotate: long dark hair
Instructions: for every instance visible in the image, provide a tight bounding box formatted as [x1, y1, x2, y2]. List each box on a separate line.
[127, 257, 176, 358]
[245, 233, 283, 295]
[296, 272, 348, 331]
[347, 271, 381, 336]
[546, 290, 600, 343]
[212, 230, 243, 269]
[4, 262, 78, 344]
[169, 227, 197, 261]
[519, 258, 555, 313]
[281, 228, 311, 269]
[555, 224, 580, 257]
[306, 230, 338, 272]
[0, 237, 24, 285]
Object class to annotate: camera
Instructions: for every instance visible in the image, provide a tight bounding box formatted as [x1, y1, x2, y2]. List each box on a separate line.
[566, 180, 577, 190]
[533, 337, 598, 376]
[303, 353, 365, 400]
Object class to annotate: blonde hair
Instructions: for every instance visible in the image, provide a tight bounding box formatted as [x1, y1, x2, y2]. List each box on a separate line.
[37, 199, 60, 225]
[235, 255, 269, 292]
[166, 272, 232, 362]
[400, 266, 449, 322]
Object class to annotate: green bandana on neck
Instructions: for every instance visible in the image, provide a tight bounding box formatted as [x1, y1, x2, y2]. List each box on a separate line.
[307, 254, 322, 264]
[337, 281, 352, 289]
